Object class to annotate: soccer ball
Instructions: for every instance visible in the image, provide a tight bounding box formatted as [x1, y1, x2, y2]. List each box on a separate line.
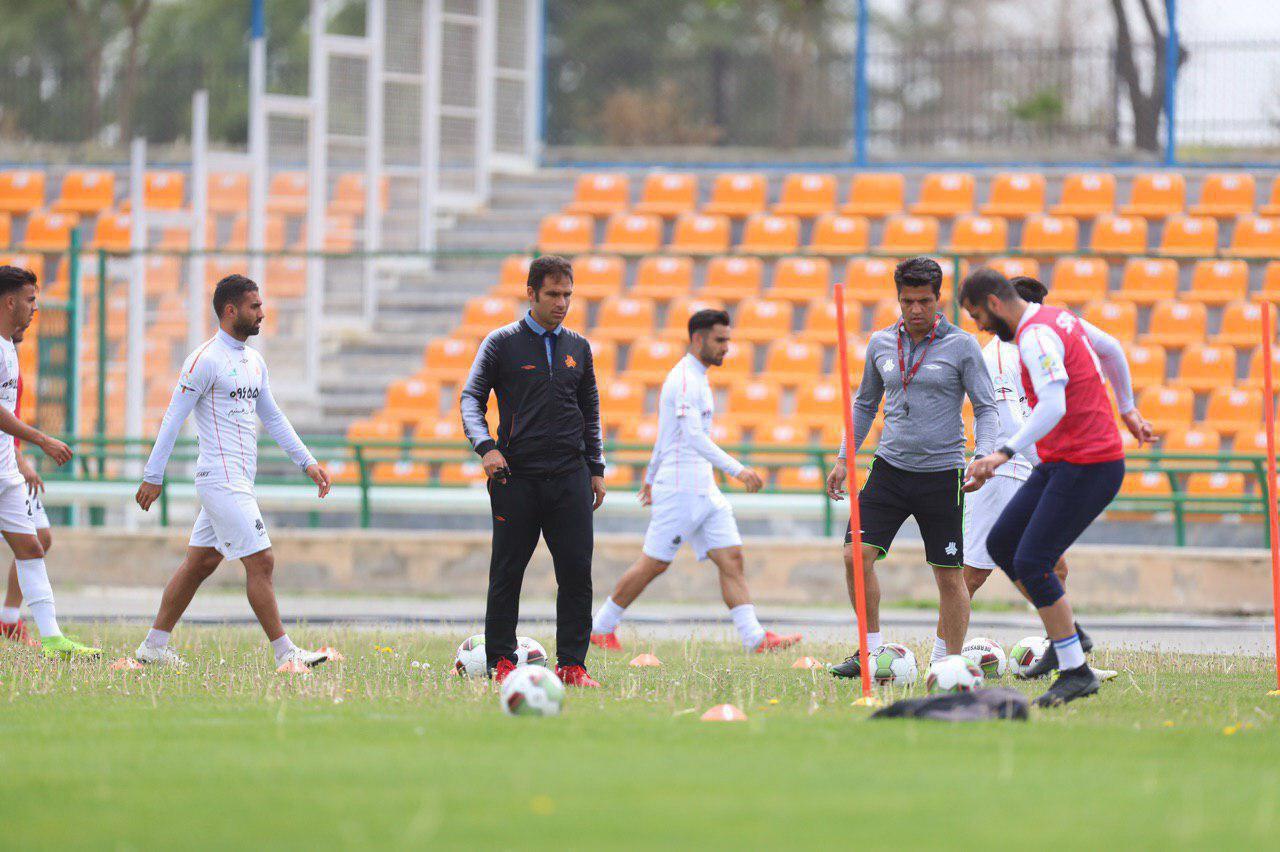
[1008, 636, 1051, 677]
[961, 637, 1008, 680]
[517, 636, 549, 668]
[926, 654, 985, 694]
[454, 634, 550, 677]
[500, 665, 566, 717]
[871, 643, 918, 686]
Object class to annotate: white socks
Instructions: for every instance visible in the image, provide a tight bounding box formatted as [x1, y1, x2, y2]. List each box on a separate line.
[145, 628, 171, 649]
[0, 606, 19, 624]
[592, 597, 625, 635]
[730, 604, 766, 650]
[864, 630, 883, 652]
[1054, 633, 1086, 670]
[14, 558, 59, 638]
[271, 634, 297, 661]
[931, 635, 949, 664]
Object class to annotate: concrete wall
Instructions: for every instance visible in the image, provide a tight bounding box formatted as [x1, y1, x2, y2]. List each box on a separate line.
[47, 527, 1277, 615]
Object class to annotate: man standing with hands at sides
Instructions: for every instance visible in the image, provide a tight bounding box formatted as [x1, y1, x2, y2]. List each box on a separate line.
[134, 275, 332, 669]
[461, 255, 607, 687]
[826, 257, 999, 680]
[0, 266, 95, 658]
[961, 269, 1129, 706]
[590, 309, 802, 654]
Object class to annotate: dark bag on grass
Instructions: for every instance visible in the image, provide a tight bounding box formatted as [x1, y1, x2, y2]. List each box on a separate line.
[871, 687, 1029, 721]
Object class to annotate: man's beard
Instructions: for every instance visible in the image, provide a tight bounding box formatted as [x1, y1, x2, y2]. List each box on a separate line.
[989, 314, 1016, 342]
[235, 317, 261, 337]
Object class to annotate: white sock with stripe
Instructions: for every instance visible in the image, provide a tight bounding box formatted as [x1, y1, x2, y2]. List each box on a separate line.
[1054, 633, 1086, 670]
[592, 597, 625, 634]
[730, 604, 766, 649]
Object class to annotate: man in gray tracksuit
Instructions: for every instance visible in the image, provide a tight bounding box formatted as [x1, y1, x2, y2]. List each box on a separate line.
[826, 257, 998, 680]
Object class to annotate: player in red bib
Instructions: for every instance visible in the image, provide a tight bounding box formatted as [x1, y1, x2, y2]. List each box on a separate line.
[960, 268, 1143, 707]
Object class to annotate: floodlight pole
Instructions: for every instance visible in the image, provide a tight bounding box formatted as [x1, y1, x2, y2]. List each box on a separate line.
[853, 0, 869, 167]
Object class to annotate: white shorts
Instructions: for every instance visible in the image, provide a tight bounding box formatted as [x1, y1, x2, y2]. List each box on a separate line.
[642, 488, 742, 563]
[30, 492, 49, 530]
[0, 479, 36, 535]
[962, 474, 1026, 571]
[189, 481, 271, 560]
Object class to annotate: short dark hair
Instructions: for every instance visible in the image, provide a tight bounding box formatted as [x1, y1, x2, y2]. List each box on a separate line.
[688, 308, 730, 339]
[894, 256, 943, 296]
[1009, 275, 1048, 304]
[212, 274, 259, 318]
[527, 255, 573, 294]
[0, 265, 37, 300]
[959, 267, 1017, 307]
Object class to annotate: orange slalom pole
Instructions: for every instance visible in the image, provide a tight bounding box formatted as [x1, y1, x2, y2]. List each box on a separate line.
[1261, 303, 1280, 693]
[833, 282, 873, 701]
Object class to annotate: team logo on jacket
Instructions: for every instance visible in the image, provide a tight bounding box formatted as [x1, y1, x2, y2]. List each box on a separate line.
[564, 354, 577, 369]
[521, 364, 537, 370]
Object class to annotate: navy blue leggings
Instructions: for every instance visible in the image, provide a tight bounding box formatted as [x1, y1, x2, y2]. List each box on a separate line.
[985, 459, 1125, 608]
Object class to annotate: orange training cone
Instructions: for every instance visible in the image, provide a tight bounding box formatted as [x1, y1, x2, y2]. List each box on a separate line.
[791, 656, 823, 669]
[109, 658, 143, 671]
[629, 653, 662, 667]
[701, 703, 747, 722]
[316, 646, 345, 662]
[276, 659, 311, 674]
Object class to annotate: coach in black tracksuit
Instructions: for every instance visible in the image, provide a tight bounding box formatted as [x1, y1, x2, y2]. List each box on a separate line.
[460, 255, 607, 682]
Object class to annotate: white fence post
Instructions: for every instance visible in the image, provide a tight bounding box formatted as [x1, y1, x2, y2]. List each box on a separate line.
[365, 0, 386, 325]
[190, 90, 209, 354]
[305, 0, 328, 394]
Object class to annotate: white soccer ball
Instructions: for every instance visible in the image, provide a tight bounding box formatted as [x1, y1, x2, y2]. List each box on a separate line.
[500, 665, 566, 717]
[516, 636, 549, 668]
[1008, 636, 1051, 677]
[961, 637, 1008, 680]
[871, 643, 918, 686]
[926, 654, 985, 694]
[454, 634, 550, 677]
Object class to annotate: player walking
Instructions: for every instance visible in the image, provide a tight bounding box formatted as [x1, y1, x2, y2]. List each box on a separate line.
[590, 309, 802, 653]
[134, 275, 331, 669]
[961, 268, 1128, 706]
[0, 266, 93, 657]
[826, 257, 999, 679]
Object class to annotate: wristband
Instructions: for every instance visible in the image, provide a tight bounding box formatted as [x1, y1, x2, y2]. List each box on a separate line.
[996, 445, 1016, 459]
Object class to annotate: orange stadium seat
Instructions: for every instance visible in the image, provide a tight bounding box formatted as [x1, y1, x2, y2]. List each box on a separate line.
[1260, 262, 1280, 304]
[21, 211, 77, 251]
[611, 418, 659, 464]
[1175, 343, 1236, 392]
[703, 173, 768, 218]
[593, 295, 656, 343]
[844, 257, 897, 303]
[494, 254, 532, 297]
[0, 214, 10, 250]
[794, 378, 843, 421]
[802, 301, 841, 345]
[701, 255, 763, 302]
[90, 210, 132, 251]
[346, 416, 403, 460]
[589, 339, 618, 377]
[1143, 299, 1207, 349]
[775, 463, 825, 493]
[1122, 173, 1185, 218]
[662, 296, 726, 339]
[1120, 469, 1172, 499]
[1126, 343, 1167, 390]
[144, 255, 182, 296]
[1020, 214, 1079, 255]
[1083, 299, 1138, 342]
[1262, 177, 1280, 216]
[670, 212, 731, 255]
[1190, 172, 1255, 218]
[806, 213, 870, 255]
[458, 296, 518, 338]
[634, 173, 698, 218]
[603, 465, 636, 488]
[768, 256, 830, 303]
[599, 378, 645, 426]
[264, 256, 308, 299]
[1187, 259, 1248, 305]
[566, 173, 630, 217]
[626, 338, 684, 384]
[718, 339, 754, 377]
[1226, 215, 1280, 258]
[732, 297, 793, 343]
[412, 416, 467, 448]
[632, 255, 694, 301]
[208, 172, 249, 214]
[144, 171, 185, 210]
[750, 419, 812, 465]
[1216, 300, 1275, 349]
[0, 171, 45, 214]
[842, 173, 905, 218]
[204, 256, 246, 290]
[947, 214, 1007, 254]
[868, 297, 903, 331]
[910, 172, 974, 217]
[981, 173, 1045, 218]
[570, 254, 626, 300]
[328, 172, 388, 216]
[1157, 214, 1218, 257]
[1237, 427, 1271, 455]
[598, 213, 663, 255]
[879, 214, 939, 254]
[1204, 387, 1264, 436]
[266, 171, 308, 216]
[1160, 425, 1222, 464]
[1049, 257, 1109, 305]
[537, 214, 594, 254]
[226, 214, 287, 251]
[763, 337, 823, 383]
[1118, 257, 1179, 305]
[1089, 214, 1148, 255]
[383, 375, 442, 426]
[53, 170, 114, 214]
[773, 174, 837, 217]
[986, 257, 1039, 282]
[312, 213, 361, 252]
[1137, 385, 1194, 433]
[725, 379, 783, 429]
[436, 460, 486, 487]
[739, 214, 801, 255]
[1185, 472, 1248, 511]
[371, 461, 429, 485]
[1051, 172, 1116, 218]
[422, 336, 479, 382]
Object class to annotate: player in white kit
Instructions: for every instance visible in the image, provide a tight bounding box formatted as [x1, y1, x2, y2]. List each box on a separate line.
[0, 266, 95, 658]
[134, 275, 332, 668]
[590, 309, 802, 653]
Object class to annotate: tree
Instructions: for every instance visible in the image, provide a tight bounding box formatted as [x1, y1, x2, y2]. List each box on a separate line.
[1110, 0, 1187, 152]
[114, 0, 153, 145]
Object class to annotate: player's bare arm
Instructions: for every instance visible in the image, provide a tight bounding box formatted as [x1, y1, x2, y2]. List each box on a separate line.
[0, 408, 70, 466]
[590, 475, 606, 510]
[305, 463, 331, 498]
[16, 451, 43, 496]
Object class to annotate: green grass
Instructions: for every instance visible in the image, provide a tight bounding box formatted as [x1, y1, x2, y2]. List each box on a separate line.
[2, 626, 1278, 849]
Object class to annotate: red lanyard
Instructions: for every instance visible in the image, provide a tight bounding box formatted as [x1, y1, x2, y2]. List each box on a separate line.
[896, 315, 940, 414]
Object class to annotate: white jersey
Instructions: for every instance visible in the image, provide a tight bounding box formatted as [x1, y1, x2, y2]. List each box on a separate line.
[143, 329, 316, 486]
[980, 337, 1036, 481]
[0, 336, 23, 485]
[645, 353, 743, 495]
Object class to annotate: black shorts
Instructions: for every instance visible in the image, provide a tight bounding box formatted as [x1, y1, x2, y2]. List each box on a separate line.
[844, 457, 965, 568]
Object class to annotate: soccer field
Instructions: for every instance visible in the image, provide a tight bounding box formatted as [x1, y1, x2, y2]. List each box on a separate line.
[3, 626, 1277, 849]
